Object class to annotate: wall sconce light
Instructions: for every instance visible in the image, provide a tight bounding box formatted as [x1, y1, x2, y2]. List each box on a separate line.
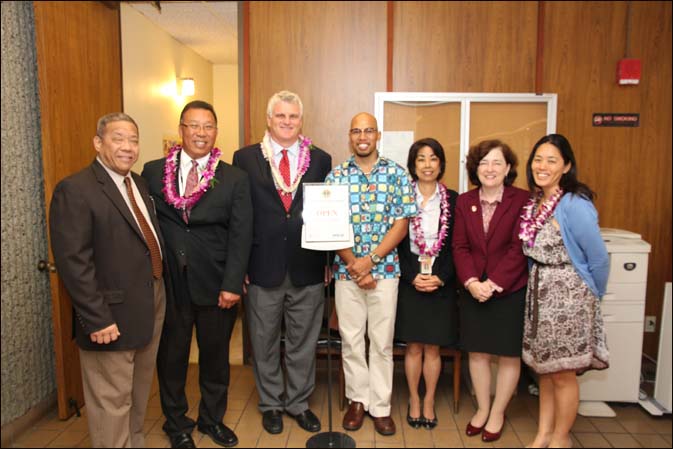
[178, 77, 195, 96]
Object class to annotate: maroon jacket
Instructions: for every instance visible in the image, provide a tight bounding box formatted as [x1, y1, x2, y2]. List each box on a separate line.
[452, 185, 529, 295]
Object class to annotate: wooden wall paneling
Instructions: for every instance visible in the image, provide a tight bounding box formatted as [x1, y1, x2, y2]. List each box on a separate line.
[628, 0, 672, 357]
[34, 1, 123, 418]
[543, 1, 672, 358]
[249, 1, 387, 164]
[242, 1, 251, 145]
[387, 0, 394, 91]
[393, 1, 538, 92]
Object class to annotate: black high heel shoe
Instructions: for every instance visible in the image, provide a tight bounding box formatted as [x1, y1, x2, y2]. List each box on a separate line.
[406, 404, 422, 429]
[422, 409, 438, 430]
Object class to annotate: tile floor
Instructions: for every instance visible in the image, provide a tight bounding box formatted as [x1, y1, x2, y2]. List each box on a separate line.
[6, 315, 672, 447]
[8, 360, 672, 448]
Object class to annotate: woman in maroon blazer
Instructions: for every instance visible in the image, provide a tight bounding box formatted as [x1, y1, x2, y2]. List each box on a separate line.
[452, 140, 529, 442]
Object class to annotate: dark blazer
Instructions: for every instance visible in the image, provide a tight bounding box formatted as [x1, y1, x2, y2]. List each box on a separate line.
[399, 188, 458, 299]
[452, 185, 529, 295]
[232, 143, 332, 288]
[142, 156, 253, 303]
[49, 159, 167, 351]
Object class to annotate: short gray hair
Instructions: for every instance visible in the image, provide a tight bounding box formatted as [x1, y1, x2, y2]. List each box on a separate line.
[96, 112, 138, 137]
[266, 90, 303, 118]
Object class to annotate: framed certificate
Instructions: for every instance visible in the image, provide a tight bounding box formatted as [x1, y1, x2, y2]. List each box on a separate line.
[301, 183, 353, 250]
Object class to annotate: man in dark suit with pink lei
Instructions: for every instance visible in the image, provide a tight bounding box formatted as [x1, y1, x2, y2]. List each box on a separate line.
[142, 101, 252, 448]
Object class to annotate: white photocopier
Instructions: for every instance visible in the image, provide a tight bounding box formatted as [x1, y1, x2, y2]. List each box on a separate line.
[577, 228, 651, 417]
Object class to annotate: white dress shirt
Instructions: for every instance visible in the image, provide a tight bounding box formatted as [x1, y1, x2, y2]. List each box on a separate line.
[178, 150, 211, 197]
[409, 182, 441, 256]
[269, 137, 300, 198]
[97, 157, 161, 256]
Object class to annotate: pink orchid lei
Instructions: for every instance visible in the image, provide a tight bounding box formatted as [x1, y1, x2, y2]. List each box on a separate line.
[519, 188, 564, 247]
[260, 131, 312, 194]
[411, 181, 451, 257]
[162, 145, 221, 211]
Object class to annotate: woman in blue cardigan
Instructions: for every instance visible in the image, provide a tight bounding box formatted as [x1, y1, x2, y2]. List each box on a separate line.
[519, 134, 609, 448]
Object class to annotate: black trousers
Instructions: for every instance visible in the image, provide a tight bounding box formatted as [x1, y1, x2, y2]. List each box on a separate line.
[157, 273, 237, 435]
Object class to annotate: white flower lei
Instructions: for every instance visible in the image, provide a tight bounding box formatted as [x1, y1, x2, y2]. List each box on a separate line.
[260, 131, 312, 194]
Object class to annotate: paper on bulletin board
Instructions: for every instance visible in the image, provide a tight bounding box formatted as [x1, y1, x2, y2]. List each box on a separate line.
[380, 131, 414, 168]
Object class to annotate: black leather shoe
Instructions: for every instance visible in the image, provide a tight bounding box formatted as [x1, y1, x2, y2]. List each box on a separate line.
[406, 405, 422, 429]
[168, 432, 196, 448]
[290, 409, 321, 432]
[262, 410, 284, 434]
[197, 423, 238, 447]
[423, 415, 438, 430]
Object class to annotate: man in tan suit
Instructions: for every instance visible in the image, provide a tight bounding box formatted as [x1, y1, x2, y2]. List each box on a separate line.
[50, 112, 167, 447]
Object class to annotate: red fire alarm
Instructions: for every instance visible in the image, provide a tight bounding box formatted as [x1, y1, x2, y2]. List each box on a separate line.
[617, 58, 641, 85]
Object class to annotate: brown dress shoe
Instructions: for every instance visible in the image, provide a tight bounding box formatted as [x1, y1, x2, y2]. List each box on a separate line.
[342, 401, 365, 431]
[373, 415, 396, 436]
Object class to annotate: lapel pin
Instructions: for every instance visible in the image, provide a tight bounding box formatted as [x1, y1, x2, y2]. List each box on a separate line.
[471, 205, 477, 212]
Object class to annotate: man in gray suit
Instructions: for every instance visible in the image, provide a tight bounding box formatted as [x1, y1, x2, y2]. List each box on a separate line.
[232, 91, 332, 435]
[50, 112, 166, 448]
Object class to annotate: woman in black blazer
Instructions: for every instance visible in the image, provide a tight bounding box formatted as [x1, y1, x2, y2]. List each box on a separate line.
[395, 138, 458, 430]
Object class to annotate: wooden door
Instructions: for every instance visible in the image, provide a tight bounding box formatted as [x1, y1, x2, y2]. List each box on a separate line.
[34, 1, 123, 419]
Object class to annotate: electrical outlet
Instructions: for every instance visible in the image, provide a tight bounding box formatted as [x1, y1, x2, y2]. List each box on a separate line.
[644, 315, 657, 333]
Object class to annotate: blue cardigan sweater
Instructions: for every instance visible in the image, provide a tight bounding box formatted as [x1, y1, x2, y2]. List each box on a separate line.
[553, 193, 610, 298]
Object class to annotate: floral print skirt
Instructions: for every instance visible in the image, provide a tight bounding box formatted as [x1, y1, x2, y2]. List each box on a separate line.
[522, 220, 609, 375]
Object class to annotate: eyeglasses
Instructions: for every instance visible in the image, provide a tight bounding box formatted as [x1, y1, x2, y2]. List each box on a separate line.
[349, 127, 377, 136]
[181, 122, 217, 133]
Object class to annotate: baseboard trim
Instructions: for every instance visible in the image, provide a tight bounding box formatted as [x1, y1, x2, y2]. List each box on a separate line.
[1, 392, 57, 447]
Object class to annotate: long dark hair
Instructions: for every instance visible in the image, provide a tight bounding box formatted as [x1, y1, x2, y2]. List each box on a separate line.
[526, 134, 595, 201]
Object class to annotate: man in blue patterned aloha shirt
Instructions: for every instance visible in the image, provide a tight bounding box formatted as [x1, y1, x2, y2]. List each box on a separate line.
[325, 112, 417, 437]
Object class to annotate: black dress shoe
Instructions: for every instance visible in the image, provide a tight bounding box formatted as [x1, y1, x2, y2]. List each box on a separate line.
[262, 410, 283, 434]
[197, 423, 238, 447]
[290, 409, 321, 432]
[168, 432, 196, 448]
[422, 415, 438, 430]
[406, 404, 423, 429]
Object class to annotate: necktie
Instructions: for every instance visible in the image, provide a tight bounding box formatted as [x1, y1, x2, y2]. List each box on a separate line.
[278, 149, 292, 212]
[124, 177, 162, 279]
[182, 160, 199, 222]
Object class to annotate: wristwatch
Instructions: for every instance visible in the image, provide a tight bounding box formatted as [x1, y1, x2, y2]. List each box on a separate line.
[369, 252, 382, 265]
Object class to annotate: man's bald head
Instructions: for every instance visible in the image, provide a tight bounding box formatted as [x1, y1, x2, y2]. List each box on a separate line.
[350, 112, 378, 129]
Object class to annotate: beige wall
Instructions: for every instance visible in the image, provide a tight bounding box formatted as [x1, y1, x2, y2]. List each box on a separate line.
[213, 64, 239, 163]
[120, 3, 214, 171]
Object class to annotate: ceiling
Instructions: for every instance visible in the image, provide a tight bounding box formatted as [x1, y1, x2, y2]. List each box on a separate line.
[127, 1, 238, 65]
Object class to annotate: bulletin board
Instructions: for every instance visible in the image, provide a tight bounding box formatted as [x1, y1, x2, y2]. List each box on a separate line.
[374, 93, 557, 192]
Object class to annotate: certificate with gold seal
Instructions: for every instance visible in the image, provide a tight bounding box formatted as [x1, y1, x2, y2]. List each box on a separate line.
[302, 183, 351, 244]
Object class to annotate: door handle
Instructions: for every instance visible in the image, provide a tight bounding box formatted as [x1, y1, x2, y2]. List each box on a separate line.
[37, 260, 56, 273]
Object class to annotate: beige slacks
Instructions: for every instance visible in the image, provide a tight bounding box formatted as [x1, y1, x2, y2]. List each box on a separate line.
[335, 278, 399, 417]
[79, 279, 165, 448]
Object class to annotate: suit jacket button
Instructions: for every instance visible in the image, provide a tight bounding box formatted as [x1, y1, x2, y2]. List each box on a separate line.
[186, 228, 190, 233]
[286, 213, 291, 218]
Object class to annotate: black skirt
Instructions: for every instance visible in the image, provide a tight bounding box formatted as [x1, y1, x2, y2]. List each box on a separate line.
[394, 280, 459, 347]
[459, 287, 526, 357]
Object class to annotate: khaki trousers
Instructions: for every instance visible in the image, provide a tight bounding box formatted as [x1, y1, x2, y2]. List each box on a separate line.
[79, 279, 165, 448]
[335, 278, 399, 417]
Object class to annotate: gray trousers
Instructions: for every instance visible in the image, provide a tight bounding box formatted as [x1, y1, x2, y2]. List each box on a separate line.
[246, 274, 324, 415]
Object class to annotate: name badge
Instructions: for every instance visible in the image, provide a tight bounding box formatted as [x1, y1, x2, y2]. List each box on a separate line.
[419, 255, 435, 275]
